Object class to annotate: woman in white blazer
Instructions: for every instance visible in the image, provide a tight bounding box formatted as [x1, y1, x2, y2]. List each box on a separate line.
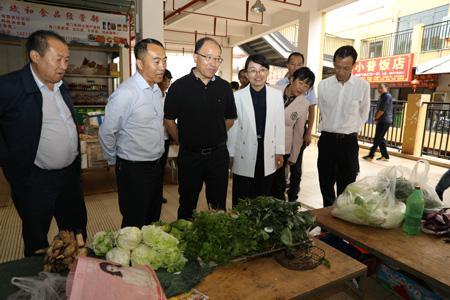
[271, 67, 316, 201]
[227, 55, 285, 206]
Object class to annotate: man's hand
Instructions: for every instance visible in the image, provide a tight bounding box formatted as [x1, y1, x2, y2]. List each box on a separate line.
[303, 131, 312, 147]
[275, 154, 284, 169]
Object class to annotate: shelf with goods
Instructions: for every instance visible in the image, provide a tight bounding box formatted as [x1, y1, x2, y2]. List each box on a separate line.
[64, 44, 122, 170]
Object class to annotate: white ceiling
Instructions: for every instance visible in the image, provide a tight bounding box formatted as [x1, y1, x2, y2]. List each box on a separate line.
[163, 0, 355, 53]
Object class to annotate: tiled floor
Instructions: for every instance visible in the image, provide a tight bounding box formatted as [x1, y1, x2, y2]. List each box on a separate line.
[1, 139, 449, 299]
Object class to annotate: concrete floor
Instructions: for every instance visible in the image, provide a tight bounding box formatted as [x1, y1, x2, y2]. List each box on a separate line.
[1, 139, 449, 299]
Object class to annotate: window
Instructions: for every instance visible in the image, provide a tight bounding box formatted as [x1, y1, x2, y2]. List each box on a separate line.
[369, 41, 383, 58]
[397, 5, 449, 31]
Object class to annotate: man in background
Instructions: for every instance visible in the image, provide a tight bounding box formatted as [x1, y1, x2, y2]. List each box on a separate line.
[363, 83, 393, 161]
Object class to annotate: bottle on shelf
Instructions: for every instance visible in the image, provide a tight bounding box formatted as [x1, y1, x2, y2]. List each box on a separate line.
[402, 186, 425, 235]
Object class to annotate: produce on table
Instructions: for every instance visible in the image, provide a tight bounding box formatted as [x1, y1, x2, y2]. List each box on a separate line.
[116, 226, 142, 250]
[43, 231, 88, 273]
[332, 176, 406, 229]
[421, 208, 450, 237]
[92, 230, 116, 256]
[140, 225, 187, 272]
[395, 177, 442, 210]
[182, 197, 315, 264]
[92, 197, 314, 270]
[92, 225, 188, 273]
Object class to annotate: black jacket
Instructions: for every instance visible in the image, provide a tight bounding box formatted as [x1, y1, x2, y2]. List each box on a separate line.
[0, 64, 80, 186]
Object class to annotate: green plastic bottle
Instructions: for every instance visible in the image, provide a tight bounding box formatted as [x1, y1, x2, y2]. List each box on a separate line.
[402, 187, 424, 235]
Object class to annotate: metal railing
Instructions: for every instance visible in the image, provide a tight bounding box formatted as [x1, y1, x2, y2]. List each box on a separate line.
[314, 100, 407, 150]
[359, 100, 407, 149]
[421, 20, 450, 51]
[360, 29, 412, 59]
[422, 102, 450, 159]
[278, 23, 299, 48]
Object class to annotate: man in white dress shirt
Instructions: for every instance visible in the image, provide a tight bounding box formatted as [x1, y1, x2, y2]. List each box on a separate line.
[99, 38, 166, 227]
[317, 45, 370, 207]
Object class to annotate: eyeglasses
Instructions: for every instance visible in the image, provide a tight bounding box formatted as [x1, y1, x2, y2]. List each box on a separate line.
[196, 53, 224, 64]
[247, 68, 268, 76]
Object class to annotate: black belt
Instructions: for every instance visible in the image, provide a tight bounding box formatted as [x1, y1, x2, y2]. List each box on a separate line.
[117, 156, 160, 165]
[182, 141, 226, 155]
[322, 131, 357, 139]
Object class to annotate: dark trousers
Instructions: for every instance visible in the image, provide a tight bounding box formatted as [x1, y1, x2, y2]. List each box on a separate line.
[177, 145, 229, 220]
[317, 132, 359, 207]
[272, 154, 290, 200]
[10, 158, 87, 257]
[271, 145, 305, 202]
[368, 122, 391, 158]
[233, 139, 274, 206]
[159, 139, 170, 199]
[288, 145, 305, 201]
[116, 157, 162, 228]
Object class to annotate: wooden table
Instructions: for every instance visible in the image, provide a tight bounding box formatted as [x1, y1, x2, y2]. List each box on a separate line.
[313, 207, 450, 296]
[196, 238, 367, 299]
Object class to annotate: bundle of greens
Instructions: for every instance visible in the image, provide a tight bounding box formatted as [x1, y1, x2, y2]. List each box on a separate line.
[235, 196, 315, 250]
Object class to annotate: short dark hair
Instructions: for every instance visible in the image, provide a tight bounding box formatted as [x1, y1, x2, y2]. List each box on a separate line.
[194, 37, 221, 54]
[333, 45, 358, 64]
[238, 69, 246, 76]
[164, 69, 172, 80]
[245, 54, 269, 70]
[230, 81, 239, 90]
[287, 52, 304, 64]
[292, 67, 315, 88]
[134, 38, 164, 60]
[26, 30, 67, 61]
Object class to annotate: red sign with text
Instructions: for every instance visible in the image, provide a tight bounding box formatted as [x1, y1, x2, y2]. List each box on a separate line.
[352, 53, 414, 83]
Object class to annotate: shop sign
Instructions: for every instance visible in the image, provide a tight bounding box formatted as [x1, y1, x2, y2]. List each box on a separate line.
[0, 0, 129, 46]
[352, 53, 414, 83]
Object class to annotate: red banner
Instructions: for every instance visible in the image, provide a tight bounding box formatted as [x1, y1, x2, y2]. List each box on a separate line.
[352, 53, 414, 83]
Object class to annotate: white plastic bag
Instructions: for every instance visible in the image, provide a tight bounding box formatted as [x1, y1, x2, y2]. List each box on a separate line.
[332, 166, 406, 229]
[409, 160, 442, 211]
[7, 272, 66, 300]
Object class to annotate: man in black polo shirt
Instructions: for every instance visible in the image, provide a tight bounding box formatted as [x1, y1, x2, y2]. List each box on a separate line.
[164, 37, 237, 219]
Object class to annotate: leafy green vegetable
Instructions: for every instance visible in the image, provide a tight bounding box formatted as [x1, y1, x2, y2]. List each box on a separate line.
[91, 230, 116, 256]
[131, 244, 162, 269]
[235, 196, 314, 250]
[106, 247, 130, 266]
[116, 227, 142, 250]
[183, 211, 259, 264]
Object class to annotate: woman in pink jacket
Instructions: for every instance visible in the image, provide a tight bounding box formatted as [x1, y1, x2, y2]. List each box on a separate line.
[272, 67, 315, 201]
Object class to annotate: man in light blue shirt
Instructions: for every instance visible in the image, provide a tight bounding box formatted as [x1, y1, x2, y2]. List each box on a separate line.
[99, 38, 166, 228]
[276, 52, 317, 202]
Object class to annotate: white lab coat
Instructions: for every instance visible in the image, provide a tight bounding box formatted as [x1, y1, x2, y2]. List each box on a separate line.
[227, 85, 285, 178]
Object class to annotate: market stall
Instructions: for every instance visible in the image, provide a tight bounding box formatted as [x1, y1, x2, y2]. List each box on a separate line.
[313, 207, 450, 297]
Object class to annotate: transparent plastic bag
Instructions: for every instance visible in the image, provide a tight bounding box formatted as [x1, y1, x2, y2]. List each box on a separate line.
[409, 160, 443, 211]
[332, 166, 406, 229]
[7, 272, 66, 300]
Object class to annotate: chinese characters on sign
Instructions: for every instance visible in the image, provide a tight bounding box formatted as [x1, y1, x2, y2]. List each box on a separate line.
[352, 54, 414, 83]
[0, 0, 129, 46]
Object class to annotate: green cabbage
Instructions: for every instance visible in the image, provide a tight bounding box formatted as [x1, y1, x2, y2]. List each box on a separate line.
[91, 230, 116, 256]
[142, 225, 178, 249]
[141, 225, 187, 272]
[116, 227, 142, 250]
[106, 247, 130, 266]
[130, 244, 162, 269]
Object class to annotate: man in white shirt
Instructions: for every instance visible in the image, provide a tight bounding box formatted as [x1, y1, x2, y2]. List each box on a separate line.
[99, 38, 166, 227]
[317, 45, 370, 207]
